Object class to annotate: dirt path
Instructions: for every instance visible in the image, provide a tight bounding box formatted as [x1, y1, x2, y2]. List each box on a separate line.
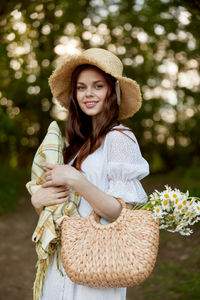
[0, 199, 38, 300]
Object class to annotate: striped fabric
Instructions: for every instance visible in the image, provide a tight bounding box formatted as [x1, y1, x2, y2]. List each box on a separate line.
[26, 121, 80, 300]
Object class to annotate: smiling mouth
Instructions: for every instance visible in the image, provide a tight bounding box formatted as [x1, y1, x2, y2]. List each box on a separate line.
[84, 101, 99, 104]
[84, 101, 99, 108]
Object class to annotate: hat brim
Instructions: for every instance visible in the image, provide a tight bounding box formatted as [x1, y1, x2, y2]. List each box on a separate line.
[49, 55, 142, 120]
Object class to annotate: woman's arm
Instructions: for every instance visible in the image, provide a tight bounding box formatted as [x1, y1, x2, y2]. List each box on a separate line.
[71, 174, 122, 220]
[41, 163, 122, 220]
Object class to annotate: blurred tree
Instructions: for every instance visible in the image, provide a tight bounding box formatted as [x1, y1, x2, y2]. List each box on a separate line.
[0, 0, 199, 172]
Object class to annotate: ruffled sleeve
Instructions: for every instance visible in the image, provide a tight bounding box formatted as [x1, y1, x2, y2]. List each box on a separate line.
[106, 129, 149, 204]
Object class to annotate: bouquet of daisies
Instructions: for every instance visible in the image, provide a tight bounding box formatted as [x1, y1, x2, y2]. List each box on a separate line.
[135, 185, 200, 236]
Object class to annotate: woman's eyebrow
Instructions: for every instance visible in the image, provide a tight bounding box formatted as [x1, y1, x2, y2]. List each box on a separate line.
[77, 80, 105, 84]
[76, 82, 85, 85]
[93, 80, 105, 83]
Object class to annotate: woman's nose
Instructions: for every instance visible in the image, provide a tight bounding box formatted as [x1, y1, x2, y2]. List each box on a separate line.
[86, 87, 93, 96]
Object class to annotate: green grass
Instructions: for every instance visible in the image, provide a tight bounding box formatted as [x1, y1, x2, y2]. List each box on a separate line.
[132, 263, 200, 300]
[144, 263, 200, 300]
[127, 226, 200, 300]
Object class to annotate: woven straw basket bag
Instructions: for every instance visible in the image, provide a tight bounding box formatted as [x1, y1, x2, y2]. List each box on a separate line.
[61, 198, 159, 288]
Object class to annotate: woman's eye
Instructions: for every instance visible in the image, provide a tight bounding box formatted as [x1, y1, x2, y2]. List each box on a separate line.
[77, 86, 85, 91]
[95, 85, 103, 89]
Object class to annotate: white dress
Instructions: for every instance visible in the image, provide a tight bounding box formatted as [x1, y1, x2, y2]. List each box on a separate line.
[40, 125, 149, 300]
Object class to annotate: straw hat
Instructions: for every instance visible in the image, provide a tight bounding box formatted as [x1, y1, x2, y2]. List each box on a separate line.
[49, 48, 142, 120]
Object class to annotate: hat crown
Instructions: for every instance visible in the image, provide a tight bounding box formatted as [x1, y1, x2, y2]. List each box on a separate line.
[82, 48, 123, 77]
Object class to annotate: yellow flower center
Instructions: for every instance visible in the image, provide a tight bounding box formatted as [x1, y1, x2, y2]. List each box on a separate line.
[173, 194, 177, 198]
[163, 200, 168, 206]
[185, 211, 191, 217]
[178, 204, 182, 210]
[164, 194, 169, 198]
[183, 200, 187, 206]
[156, 208, 160, 213]
[197, 206, 200, 211]
[175, 199, 179, 204]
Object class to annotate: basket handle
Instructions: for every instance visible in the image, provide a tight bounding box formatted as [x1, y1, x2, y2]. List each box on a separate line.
[90, 198, 126, 223]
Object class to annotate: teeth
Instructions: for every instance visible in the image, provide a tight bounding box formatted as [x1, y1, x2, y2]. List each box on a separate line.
[86, 102, 97, 104]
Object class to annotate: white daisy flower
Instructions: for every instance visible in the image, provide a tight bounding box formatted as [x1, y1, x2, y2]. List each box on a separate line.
[169, 190, 182, 202]
[159, 224, 169, 229]
[185, 190, 189, 197]
[176, 224, 184, 231]
[179, 228, 193, 236]
[188, 198, 195, 207]
[164, 185, 172, 191]
[189, 219, 199, 226]
[161, 198, 171, 211]
[150, 191, 159, 199]
[181, 198, 188, 208]
[153, 205, 163, 218]
[160, 191, 171, 201]
[181, 193, 188, 201]
[149, 192, 159, 204]
[173, 197, 180, 207]
[184, 210, 192, 219]
[174, 203, 184, 214]
[194, 202, 200, 215]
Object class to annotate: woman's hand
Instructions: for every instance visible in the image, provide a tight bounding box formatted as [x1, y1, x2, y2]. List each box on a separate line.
[31, 186, 70, 215]
[40, 163, 83, 188]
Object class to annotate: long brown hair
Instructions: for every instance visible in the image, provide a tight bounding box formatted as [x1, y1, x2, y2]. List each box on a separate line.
[64, 64, 131, 170]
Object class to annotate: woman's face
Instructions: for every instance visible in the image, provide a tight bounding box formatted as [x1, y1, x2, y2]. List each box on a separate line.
[76, 67, 109, 118]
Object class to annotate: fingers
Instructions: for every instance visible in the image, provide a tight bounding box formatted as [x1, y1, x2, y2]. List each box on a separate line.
[57, 195, 70, 203]
[40, 162, 55, 170]
[42, 185, 69, 192]
[45, 171, 52, 182]
[49, 195, 70, 205]
[42, 181, 69, 189]
[42, 181, 54, 188]
[41, 165, 53, 185]
[54, 186, 70, 193]
[43, 171, 54, 186]
[32, 186, 70, 208]
[57, 190, 70, 199]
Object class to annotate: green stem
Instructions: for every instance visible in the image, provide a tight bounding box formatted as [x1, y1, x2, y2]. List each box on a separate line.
[188, 196, 200, 201]
[134, 200, 153, 211]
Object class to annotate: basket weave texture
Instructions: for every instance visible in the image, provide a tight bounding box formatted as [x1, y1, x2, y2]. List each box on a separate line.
[61, 199, 159, 288]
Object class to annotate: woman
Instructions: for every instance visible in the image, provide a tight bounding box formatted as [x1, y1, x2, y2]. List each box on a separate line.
[31, 48, 149, 300]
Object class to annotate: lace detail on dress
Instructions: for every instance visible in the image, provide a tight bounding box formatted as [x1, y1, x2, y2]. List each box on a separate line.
[105, 127, 149, 204]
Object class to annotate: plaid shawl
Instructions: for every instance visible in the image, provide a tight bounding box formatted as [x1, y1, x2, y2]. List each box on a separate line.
[26, 121, 80, 300]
